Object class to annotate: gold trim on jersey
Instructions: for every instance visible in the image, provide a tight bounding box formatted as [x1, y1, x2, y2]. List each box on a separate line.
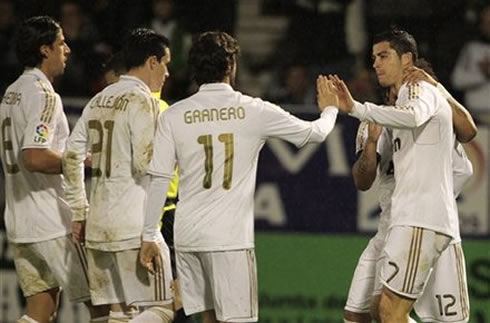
[454, 244, 469, 320]
[356, 121, 369, 152]
[37, 81, 56, 123]
[402, 227, 423, 294]
[407, 83, 421, 101]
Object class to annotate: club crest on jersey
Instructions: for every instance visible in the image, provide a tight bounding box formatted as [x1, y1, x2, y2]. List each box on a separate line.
[34, 123, 49, 143]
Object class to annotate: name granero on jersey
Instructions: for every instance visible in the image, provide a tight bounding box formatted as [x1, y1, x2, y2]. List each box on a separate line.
[184, 106, 246, 124]
[90, 95, 129, 112]
[1, 91, 22, 106]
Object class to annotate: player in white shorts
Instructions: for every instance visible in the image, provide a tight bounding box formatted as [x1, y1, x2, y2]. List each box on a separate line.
[0, 16, 109, 323]
[322, 28, 472, 322]
[63, 28, 174, 323]
[344, 65, 476, 323]
[140, 31, 339, 323]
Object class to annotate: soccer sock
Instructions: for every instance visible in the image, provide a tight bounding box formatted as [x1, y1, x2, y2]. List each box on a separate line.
[90, 315, 110, 323]
[130, 306, 174, 323]
[17, 315, 40, 323]
[408, 317, 418, 323]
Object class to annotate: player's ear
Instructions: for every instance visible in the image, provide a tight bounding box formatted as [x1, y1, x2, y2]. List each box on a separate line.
[40, 45, 49, 59]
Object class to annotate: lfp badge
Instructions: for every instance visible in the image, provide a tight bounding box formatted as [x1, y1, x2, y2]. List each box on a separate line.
[34, 124, 49, 143]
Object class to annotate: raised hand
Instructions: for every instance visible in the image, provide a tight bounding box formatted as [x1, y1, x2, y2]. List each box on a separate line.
[327, 74, 355, 113]
[139, 241, 162, 275]
[316, 75, 339, 111]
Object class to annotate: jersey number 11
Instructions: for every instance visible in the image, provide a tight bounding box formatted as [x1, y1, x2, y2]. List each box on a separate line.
[197, 133, 234, 190]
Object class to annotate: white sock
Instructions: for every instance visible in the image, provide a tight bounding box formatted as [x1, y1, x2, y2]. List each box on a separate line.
[17, 315, 40, 323]
[130, 306, 174, 323]
[408, 317, 418, 323]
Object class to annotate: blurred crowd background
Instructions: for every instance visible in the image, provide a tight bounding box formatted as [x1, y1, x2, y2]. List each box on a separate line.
[0, 0, 489, 121]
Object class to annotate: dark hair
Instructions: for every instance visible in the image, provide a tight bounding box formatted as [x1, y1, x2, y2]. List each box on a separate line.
[104, 51, 127, 76]
[122, 28, 169, 71]
[188, 31, 240, 85]
[15, 16, 61, 68]
[373, 28, 418, 62]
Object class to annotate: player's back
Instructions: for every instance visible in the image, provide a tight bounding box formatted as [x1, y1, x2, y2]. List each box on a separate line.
[162, 83, 329, 251]
[390, 81, 457, 237]
[0, 69, 70, 243]
[78, 75, 159, 246]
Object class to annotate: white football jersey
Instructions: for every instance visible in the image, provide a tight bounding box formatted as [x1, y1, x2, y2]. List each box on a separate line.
[63, 76, 160, 251]
[148, 83, 338, 252]
[355, 122, 394, 234]
[350, 81, 458, 238]
[0, 68, 71, 243]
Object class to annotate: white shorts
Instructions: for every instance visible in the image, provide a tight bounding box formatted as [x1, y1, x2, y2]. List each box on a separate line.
[10, 235, 90, 302]
[86, 241, 173, 306]
[414, 242, 470, 323]
[380, 226, 451, 299]
[176, 249, 258, 322]
[344, 231, 386, 313]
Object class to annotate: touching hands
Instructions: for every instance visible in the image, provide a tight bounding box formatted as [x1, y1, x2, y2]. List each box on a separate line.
[316, 75, 338, 111]
[139, 241, 162, 275]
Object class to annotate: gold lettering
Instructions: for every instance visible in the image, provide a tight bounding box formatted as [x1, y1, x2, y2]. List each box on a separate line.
[237, 107, 245, 119]
[202, 109, 210, 122]
[219, 108, 228, 120]
[193, 109, 202, 123]
[184, 110, 192, 124]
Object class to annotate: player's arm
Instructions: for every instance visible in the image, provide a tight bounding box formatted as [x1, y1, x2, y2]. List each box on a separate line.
[325, 75, 437, 129]
[62, 114, 90, 223]
[452, 142, 473, 198]
[141, 113, 176, 274]
[259, 78, 339, 147]
[404, 66, 478, 143]
[23, 148, 62, 173]
[352, 122, 382, 191]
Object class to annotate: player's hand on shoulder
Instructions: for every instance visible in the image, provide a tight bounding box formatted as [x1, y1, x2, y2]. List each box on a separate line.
[403, 66, 437, 86]
[139, 241, 162, 275]
[367, 122, 383, 143]
[72, 220, 86, 245]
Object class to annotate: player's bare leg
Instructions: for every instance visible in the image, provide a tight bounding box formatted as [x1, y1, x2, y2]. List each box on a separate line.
[201, 310, 218, 323]
[19, 287, 60, 323]
[378, 287, 414, 323]
[370, 294, 381, 322]
[343, 309, 372, 323]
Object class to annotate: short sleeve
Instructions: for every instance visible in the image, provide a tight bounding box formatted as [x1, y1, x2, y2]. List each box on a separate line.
[22, 84, 62, 149]
[147, 111, 177, 179]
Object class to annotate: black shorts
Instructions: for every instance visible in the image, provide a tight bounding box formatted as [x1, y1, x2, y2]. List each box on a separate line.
[161, 206, 176, 276]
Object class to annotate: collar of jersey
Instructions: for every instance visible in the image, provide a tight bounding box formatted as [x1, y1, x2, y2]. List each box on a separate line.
[119, 75, 152, 95]
[199, 83, 233, 92]
[24, 68, 54, 91]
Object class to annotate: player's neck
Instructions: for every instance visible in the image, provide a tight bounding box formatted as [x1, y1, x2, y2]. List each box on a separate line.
[38, 64, 55, 83]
